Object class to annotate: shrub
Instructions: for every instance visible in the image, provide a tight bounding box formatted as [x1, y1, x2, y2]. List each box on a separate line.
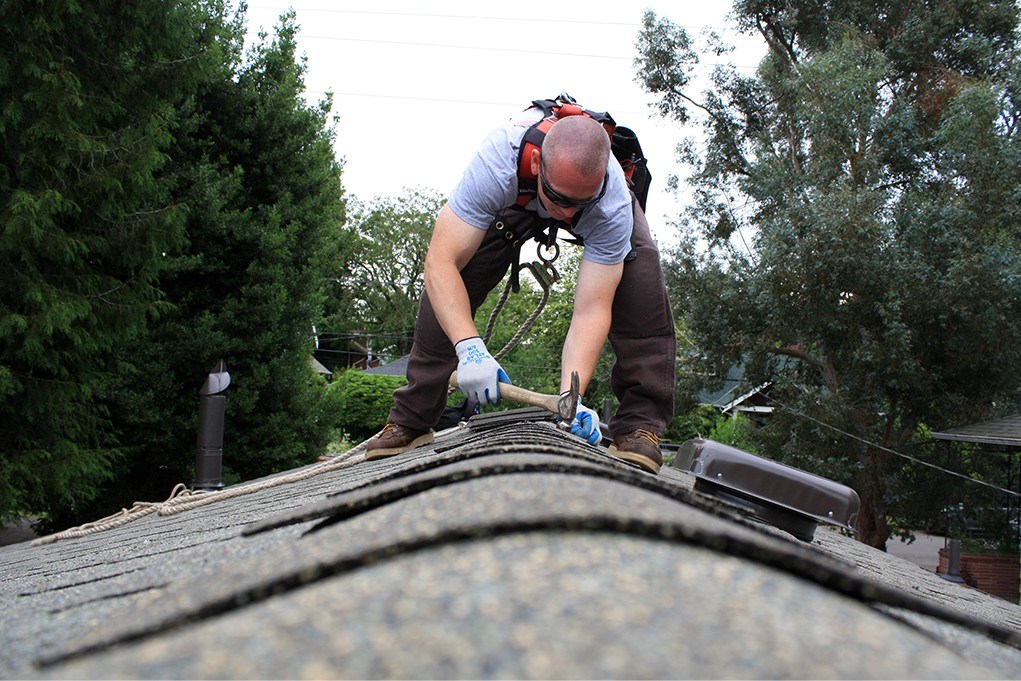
[325, 371, 407, 442]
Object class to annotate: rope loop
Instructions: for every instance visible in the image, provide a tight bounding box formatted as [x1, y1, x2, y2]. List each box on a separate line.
[484, 258, 558, 362]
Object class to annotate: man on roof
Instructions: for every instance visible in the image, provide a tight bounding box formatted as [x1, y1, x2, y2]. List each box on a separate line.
[365, 98, 677, 474]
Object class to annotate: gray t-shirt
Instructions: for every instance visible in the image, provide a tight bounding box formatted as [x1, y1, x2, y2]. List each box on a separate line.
[447, 108, 634, 266]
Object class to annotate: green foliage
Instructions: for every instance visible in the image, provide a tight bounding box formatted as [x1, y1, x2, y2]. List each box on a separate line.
[325, 370, 407, 441]
[0, 0, 214, 525]
[706, 412, 760, 453]
[322, 189, 442, 366]
[97, 8, 348, 514]
[0, 4, 349, 529]
[663, 404, 716, 444]
[637, 1, 1021, 547]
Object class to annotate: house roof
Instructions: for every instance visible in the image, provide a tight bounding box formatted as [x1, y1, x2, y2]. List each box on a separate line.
[363, 354, 409, 376]
[698, 363, 775, 414]
[3, 409, 1021, 679]
[932, 413, 1021, 448]
[309, 356, 332, 377]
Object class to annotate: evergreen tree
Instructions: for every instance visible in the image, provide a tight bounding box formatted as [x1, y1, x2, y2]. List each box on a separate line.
[0, 0, 213, 524]
[99, 10, 347, 511]
[637, 1, 1021, 547]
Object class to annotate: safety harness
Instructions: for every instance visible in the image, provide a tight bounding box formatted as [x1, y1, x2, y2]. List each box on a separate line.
[493, 94, 651, 293]
[514, 94, 650, 210]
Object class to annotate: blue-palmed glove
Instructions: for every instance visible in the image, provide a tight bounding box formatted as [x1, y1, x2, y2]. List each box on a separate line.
[454, 336, 510, 406]
[570, 398, 602, 445]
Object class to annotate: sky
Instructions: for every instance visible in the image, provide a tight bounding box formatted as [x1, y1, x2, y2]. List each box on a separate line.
[241, 1, 766, 245]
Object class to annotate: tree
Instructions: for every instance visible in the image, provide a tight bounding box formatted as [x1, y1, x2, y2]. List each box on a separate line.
[95, 9, 348, 514]
[321, 188, 441, 367]
[636, 2, 1021, 547]
[0, 0, 213, 524]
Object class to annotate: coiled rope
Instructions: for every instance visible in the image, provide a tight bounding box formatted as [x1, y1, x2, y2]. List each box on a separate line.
[30, 446, 365, 545]
[32, 425, 456, 545]
[484, 255, 560, 362]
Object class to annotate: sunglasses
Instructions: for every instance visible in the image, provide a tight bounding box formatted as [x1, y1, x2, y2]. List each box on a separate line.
[539, 158, 607, 209]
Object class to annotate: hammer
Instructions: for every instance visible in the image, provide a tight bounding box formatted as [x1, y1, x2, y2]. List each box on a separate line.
[449, 370, 580, 425]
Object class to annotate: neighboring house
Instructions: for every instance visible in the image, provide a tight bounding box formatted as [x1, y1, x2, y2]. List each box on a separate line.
[932, 412, 1021, 589]
[309, 356, 332, 380]
[933, 413, 1021, 449]
[699, 354, 810, 416]
[363, 354, 409, 377]
[699, 363, 774, 416]
[2, 410, 1021, 678]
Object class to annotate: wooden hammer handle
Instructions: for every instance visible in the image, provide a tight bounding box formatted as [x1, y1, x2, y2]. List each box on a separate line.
[449, 371, 561, 414]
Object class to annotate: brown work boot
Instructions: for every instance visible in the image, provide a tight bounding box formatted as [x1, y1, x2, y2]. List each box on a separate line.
[608, 429, 663, 474]
[364, 422, 434, 461]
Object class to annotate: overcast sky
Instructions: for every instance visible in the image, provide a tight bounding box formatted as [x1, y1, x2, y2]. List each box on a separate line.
[241, 1, 766, 244]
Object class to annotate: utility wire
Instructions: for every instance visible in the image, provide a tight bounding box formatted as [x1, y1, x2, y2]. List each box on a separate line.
[763, 393, 1021, 498]
[247, 6, 730, 32]
[246, 6, 763, 68]
[250, 6, 639, 26]
[300, 90, 658, 119]
[290, 34, 760, 72]
[300, 35, 631, 60]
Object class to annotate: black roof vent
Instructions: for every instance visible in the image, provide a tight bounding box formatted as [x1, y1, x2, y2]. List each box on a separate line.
[674, 438, 860, 541]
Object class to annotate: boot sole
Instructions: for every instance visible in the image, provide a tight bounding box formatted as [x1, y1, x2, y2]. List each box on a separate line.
[364, 432, 435, 461]
[608, 445, 662, 474]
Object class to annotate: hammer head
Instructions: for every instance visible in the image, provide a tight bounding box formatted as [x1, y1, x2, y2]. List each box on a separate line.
[557, 371, 580, 423]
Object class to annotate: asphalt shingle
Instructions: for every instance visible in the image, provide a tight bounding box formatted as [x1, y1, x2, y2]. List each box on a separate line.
[2, 416, 1020, 679]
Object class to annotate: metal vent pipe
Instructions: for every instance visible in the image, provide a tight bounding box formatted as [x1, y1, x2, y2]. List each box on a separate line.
[194, 359, 230, 491]
[942, 538, 966, 583]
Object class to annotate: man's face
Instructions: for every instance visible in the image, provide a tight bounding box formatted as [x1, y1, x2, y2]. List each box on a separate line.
[537, 154, 606, 222]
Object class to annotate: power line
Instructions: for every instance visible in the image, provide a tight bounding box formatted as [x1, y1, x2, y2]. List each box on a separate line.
[298, 34, 631, 61]
[247, 6, 727, 32]
[293, 33, 760, 71]
[299, 90, 657, 119]
[245, 6, 764, 70]
[763, 394, 1020, 498]
[251, 6, 636, 25]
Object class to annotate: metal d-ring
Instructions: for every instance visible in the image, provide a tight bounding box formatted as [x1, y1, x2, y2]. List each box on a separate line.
[537, 240, 560, 265]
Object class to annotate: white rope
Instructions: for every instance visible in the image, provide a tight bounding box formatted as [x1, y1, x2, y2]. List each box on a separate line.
[31, 424, 465, 545]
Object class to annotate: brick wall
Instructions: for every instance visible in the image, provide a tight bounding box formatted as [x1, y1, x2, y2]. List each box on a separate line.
[938, 549, 1020, 602]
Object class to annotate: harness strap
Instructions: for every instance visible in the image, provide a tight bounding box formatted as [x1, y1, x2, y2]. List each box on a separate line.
[493, 209, 566, 292]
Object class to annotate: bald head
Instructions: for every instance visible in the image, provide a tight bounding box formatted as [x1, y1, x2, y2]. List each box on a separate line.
[542, 116, 610, 179]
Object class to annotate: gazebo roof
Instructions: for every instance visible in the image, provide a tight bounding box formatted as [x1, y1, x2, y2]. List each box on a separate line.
[932, 413, 1021, 448]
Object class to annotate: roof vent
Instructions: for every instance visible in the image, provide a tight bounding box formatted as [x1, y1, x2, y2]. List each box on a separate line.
[674, 438, 860, 541]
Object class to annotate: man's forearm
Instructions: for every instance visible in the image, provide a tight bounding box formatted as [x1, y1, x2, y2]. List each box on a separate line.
[561, 258, 622, 394]
[423, 204, 487, 346]
[561, 317, 610, 395]
[424, 260, 478, 345]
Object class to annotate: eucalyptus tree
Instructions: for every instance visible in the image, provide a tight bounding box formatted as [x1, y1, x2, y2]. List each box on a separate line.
[637, 0, 1021, 547]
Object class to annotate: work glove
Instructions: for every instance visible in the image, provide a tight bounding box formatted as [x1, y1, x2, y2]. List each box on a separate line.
[454, 336, 510, 407]
[569, 398, 602, 445]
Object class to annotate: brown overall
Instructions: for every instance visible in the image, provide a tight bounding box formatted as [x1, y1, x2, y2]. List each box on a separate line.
[388, 196, 677, 437]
